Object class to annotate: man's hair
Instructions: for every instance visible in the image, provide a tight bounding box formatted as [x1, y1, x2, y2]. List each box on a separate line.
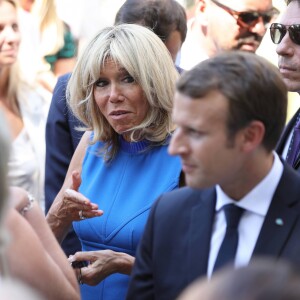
[180, 258, 300, 300]
[286, 0, 300, 5]
[176, 51, 287, 152]
[115, 0, 187, 44]
[67, 24, 178, 161]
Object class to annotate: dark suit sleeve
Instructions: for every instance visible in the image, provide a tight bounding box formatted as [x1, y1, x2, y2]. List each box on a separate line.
[45, 73, 83, 256]
[126, 197, 160, 300]
[45, 73, 72, 212]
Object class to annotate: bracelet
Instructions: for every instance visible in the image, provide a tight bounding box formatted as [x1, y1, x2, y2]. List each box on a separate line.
[20, 193, 35, 215]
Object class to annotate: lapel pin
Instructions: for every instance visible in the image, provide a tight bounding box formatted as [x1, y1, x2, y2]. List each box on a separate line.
[275, 218, 284, 226]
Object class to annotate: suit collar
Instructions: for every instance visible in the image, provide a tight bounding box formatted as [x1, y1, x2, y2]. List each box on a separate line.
[276, 108, 300, 155]
[187, 188, 216, 280]
[253, 164, 300, 257]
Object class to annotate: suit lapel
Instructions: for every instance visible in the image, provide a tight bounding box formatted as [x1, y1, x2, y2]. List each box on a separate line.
[253, 165, 300, 258]
[276, 108, 300, 155]
[187, 188, 216, 281]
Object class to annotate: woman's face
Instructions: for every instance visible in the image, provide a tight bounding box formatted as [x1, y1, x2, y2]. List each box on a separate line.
[93, 58, 149, 141]
[0, 1, 20, 67]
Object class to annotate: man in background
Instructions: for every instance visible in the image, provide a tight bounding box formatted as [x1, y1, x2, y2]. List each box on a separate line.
[178, 0, 278, 70]
[272, 0, 300, 171]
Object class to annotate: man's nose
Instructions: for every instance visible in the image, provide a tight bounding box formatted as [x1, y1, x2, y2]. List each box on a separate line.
[276, 30, 294, 57]
[168, 128, 187, 156]
[249, 16, 267, 36]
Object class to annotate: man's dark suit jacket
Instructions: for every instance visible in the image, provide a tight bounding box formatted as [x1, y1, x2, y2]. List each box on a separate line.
[45, 73, 83, 256]
[276, 108, 300, 171]
[127, 164, 300, 300]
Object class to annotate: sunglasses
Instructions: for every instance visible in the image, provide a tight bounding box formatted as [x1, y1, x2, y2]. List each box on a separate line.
[270, 23, 300, 45]
[211, 0, 278, 28]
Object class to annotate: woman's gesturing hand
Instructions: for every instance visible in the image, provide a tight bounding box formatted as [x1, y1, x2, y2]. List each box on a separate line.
[47, 170, 103, 243]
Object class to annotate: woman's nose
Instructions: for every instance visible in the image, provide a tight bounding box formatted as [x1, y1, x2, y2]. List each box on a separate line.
[109, 83, 124, 102]
[1, 26, 20, 43]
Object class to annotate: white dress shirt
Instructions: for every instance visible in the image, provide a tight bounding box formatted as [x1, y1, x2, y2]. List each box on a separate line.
[207, 152, 284, 277]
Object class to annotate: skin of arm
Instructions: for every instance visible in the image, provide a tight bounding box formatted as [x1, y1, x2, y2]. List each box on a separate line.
[5, 209, 80, 300]
[9, 187, 79, 290]
[46, 131, 103, 243]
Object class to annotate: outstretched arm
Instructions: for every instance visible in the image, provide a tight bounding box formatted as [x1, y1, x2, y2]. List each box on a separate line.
[46, 131, 103, 243]
[5, 201, 80, 299]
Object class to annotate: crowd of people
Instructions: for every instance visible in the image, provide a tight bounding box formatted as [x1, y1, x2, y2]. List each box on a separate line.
[1, 0, 300, 299]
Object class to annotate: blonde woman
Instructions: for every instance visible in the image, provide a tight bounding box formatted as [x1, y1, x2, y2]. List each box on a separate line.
[32, 0, 76, 92]
[0, 0, 50, 210]
[47, 24, 183, 300]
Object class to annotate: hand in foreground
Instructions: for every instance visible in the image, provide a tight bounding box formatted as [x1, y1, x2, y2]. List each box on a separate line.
[68, 250, 135, 286]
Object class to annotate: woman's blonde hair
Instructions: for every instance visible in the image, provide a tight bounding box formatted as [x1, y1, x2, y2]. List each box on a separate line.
[32, 0, 64, 56]
[1, 0, 21, 116]
[67, 23, 178, 161]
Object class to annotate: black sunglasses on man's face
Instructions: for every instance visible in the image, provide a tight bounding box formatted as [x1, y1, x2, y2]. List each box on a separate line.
[211, 0, 278, 28]
[270, 23, 300, 45]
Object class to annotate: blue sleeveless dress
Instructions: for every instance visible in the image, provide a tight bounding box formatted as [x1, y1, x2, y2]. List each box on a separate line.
[73, 135, 182, 300]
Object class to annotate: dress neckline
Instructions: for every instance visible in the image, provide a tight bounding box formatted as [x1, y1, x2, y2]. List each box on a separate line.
[119, 136, 150, 154]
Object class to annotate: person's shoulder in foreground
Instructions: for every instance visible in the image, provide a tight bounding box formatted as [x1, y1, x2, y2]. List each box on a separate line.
[177, 257, 300, 300]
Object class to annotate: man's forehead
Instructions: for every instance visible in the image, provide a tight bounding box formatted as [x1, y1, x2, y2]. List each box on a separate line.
[220, 0, 273, 11]
[278, 1, 300, 25]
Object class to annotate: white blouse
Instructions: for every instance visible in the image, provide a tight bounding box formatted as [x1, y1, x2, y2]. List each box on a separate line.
[7, 128, 40, 205]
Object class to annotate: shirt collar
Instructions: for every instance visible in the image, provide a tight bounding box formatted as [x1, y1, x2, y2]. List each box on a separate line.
[216, 152, 283, 217]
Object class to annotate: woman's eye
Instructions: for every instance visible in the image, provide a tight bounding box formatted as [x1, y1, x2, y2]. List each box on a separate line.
[123, 75, 134, 83]
[95, 79, 108, 87]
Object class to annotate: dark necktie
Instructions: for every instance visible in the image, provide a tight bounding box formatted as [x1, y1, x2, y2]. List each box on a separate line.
[213, 203, 244, 273]
[286, 112, 300, 167]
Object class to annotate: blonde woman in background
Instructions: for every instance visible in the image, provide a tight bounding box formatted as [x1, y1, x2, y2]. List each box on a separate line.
[0, 0, 50, 211]
[32, 0, 77, 92]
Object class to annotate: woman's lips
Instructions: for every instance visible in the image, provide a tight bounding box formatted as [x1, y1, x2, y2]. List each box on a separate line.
[109, 110, 131, 119]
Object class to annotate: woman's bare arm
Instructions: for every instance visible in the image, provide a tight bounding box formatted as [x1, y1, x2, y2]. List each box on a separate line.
[5, 209, 80, 300]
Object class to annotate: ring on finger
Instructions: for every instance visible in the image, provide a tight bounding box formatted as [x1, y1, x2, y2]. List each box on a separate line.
[78, 268, 83, 284]
[79, 210, 86, 220]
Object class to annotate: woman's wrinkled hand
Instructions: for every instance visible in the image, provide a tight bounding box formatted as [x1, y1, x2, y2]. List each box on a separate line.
[46, 170, 103, 243]
[68, 250, 135, 286]
[55, 170, 103, 223]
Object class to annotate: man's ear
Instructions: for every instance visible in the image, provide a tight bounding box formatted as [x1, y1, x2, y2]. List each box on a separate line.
[239, 120, 265, 153]
[195, 0, 206, 13]
[194, 0, 209, 25]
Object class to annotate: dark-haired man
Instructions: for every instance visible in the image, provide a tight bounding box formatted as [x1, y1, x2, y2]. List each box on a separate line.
[127, 51, 300, 300]
[271, 0, 300, 171]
